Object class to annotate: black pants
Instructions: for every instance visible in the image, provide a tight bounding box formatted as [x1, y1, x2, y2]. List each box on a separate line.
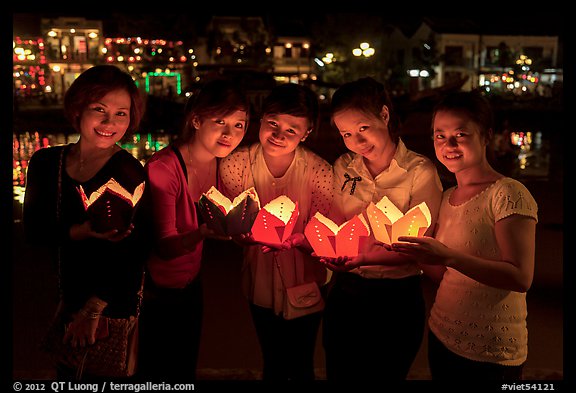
[249, 303, 322, 382]
[136, 277, 203, 381]
[428, 330, 524, 380]
[323, 273, 425, 381]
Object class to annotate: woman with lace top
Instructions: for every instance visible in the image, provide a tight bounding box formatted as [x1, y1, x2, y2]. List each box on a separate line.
[391, 90, 538, 380]
[219, 83, 333, 382]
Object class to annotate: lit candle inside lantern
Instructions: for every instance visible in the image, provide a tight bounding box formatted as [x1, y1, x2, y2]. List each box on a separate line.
[251, 195, 299, 247]
[78, 178, 145, 233]
[304, 212, 370, 258]
[366, 196, 431, 244]
[198, 186, 260, 236]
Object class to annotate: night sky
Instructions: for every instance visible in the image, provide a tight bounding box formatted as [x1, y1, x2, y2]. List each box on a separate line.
[12, 12, 565, 39]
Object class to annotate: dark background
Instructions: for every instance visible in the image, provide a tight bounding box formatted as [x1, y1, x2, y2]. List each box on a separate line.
[7, 10, 571, 389]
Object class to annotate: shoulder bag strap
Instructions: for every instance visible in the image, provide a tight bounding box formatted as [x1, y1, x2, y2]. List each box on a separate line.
[56, 146, 66, 299]
[135, 271, 145, 318]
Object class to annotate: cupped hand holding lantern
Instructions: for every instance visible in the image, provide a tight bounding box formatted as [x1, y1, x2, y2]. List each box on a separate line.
[391, 236, 452, 266]
[317, 254, 364, 272]
[260, 233, 308, 254]
[231, 232, 258, 246]
[232, 232, 305, 254]
[181, 223, 233, 251]
[69, 221, 134, 242]
[198, 223, 233, 241]
[230, 231, 278, 250]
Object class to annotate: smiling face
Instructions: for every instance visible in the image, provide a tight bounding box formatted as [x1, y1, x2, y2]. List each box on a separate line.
[333, 107, 393, 163]
[433, 109, 489, 175]
[259, 113, 311, 158]
[78, 88, 131, 149]
[193, 109, 248, 158]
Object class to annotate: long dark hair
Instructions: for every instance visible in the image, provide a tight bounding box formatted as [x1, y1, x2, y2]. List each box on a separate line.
[64, 65, 145, 133]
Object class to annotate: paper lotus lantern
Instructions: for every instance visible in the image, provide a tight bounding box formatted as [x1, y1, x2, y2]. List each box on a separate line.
[198, 186, 261, 236]
[78, 178, 145, 233]
[366, 196, 431, 244]
[251, 195, 299, 247]
[304, 212, 370, 258]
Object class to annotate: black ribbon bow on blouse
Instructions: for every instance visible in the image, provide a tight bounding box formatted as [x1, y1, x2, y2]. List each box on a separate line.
[341, 173, 362, 195]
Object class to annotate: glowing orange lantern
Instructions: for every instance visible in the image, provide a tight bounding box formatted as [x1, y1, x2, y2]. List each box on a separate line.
[304, 212, 370, 258]
[78, 178, 145, 233]
[366, 196, 431, 244]
[198, 186, 261, 236]
[251, 195, 299, 247]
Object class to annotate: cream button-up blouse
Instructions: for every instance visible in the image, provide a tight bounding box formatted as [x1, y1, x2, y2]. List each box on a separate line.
[331, 139, 443, 279]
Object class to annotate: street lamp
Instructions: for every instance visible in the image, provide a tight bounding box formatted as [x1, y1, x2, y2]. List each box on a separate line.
[322, 52, 336, 64]
[352, 42, 375, 58]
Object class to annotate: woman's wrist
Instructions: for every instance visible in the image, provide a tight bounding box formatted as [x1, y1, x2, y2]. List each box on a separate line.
[69, 221, 92, 241]
[81, 296, 107, 318]
[78, 308, 102, 319]
[355, 253, 367, 267]
[182, 230, 201, 251]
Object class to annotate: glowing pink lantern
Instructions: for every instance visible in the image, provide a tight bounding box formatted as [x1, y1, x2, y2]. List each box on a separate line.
[366, 196, 431, 244]
[78, 178, 145, 233]
[251, 195, 299, 247]
[198, 186, 260, 236]
[304, 212, 370, 258]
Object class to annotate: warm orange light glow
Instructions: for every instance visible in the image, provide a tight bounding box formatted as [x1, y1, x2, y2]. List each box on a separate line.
[366, 197, 431, 244]
[198, 186, 261, 236]
[77, 178, 145, 233]
[304, 212, 370, 258]
[78, 178, 144, 209]
[251, 195, 299, 247]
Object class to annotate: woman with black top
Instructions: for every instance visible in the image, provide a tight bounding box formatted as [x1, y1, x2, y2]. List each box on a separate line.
[23, 65, 148, 380]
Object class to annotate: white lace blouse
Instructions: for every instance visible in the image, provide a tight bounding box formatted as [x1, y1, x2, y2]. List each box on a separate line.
[219, 143, 334, 315]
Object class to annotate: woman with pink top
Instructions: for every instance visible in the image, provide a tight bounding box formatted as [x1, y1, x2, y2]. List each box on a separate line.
[137, 79, 250, 380]
[392, 91, 538, 380]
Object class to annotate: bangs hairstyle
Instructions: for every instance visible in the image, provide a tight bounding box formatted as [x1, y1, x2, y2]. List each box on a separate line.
[261, 83, 320, 131]
[432, 90, 494, 143]
[183, 79, 250, 136]
[330, 77, 399, 142]
[63, 65, 144, 133]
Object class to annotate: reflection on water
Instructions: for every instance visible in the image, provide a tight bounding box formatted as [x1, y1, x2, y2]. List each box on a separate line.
[492, 129, 550, 179]
[12, 131, 175, 205]
[12, 127, 551, 208]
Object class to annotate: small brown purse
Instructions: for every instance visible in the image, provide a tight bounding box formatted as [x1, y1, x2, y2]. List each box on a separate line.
[284, 281, 325, 320]
[42, 310, 139, 379]
[41, 146, 141, 379]
[273, 255, 325, 320]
